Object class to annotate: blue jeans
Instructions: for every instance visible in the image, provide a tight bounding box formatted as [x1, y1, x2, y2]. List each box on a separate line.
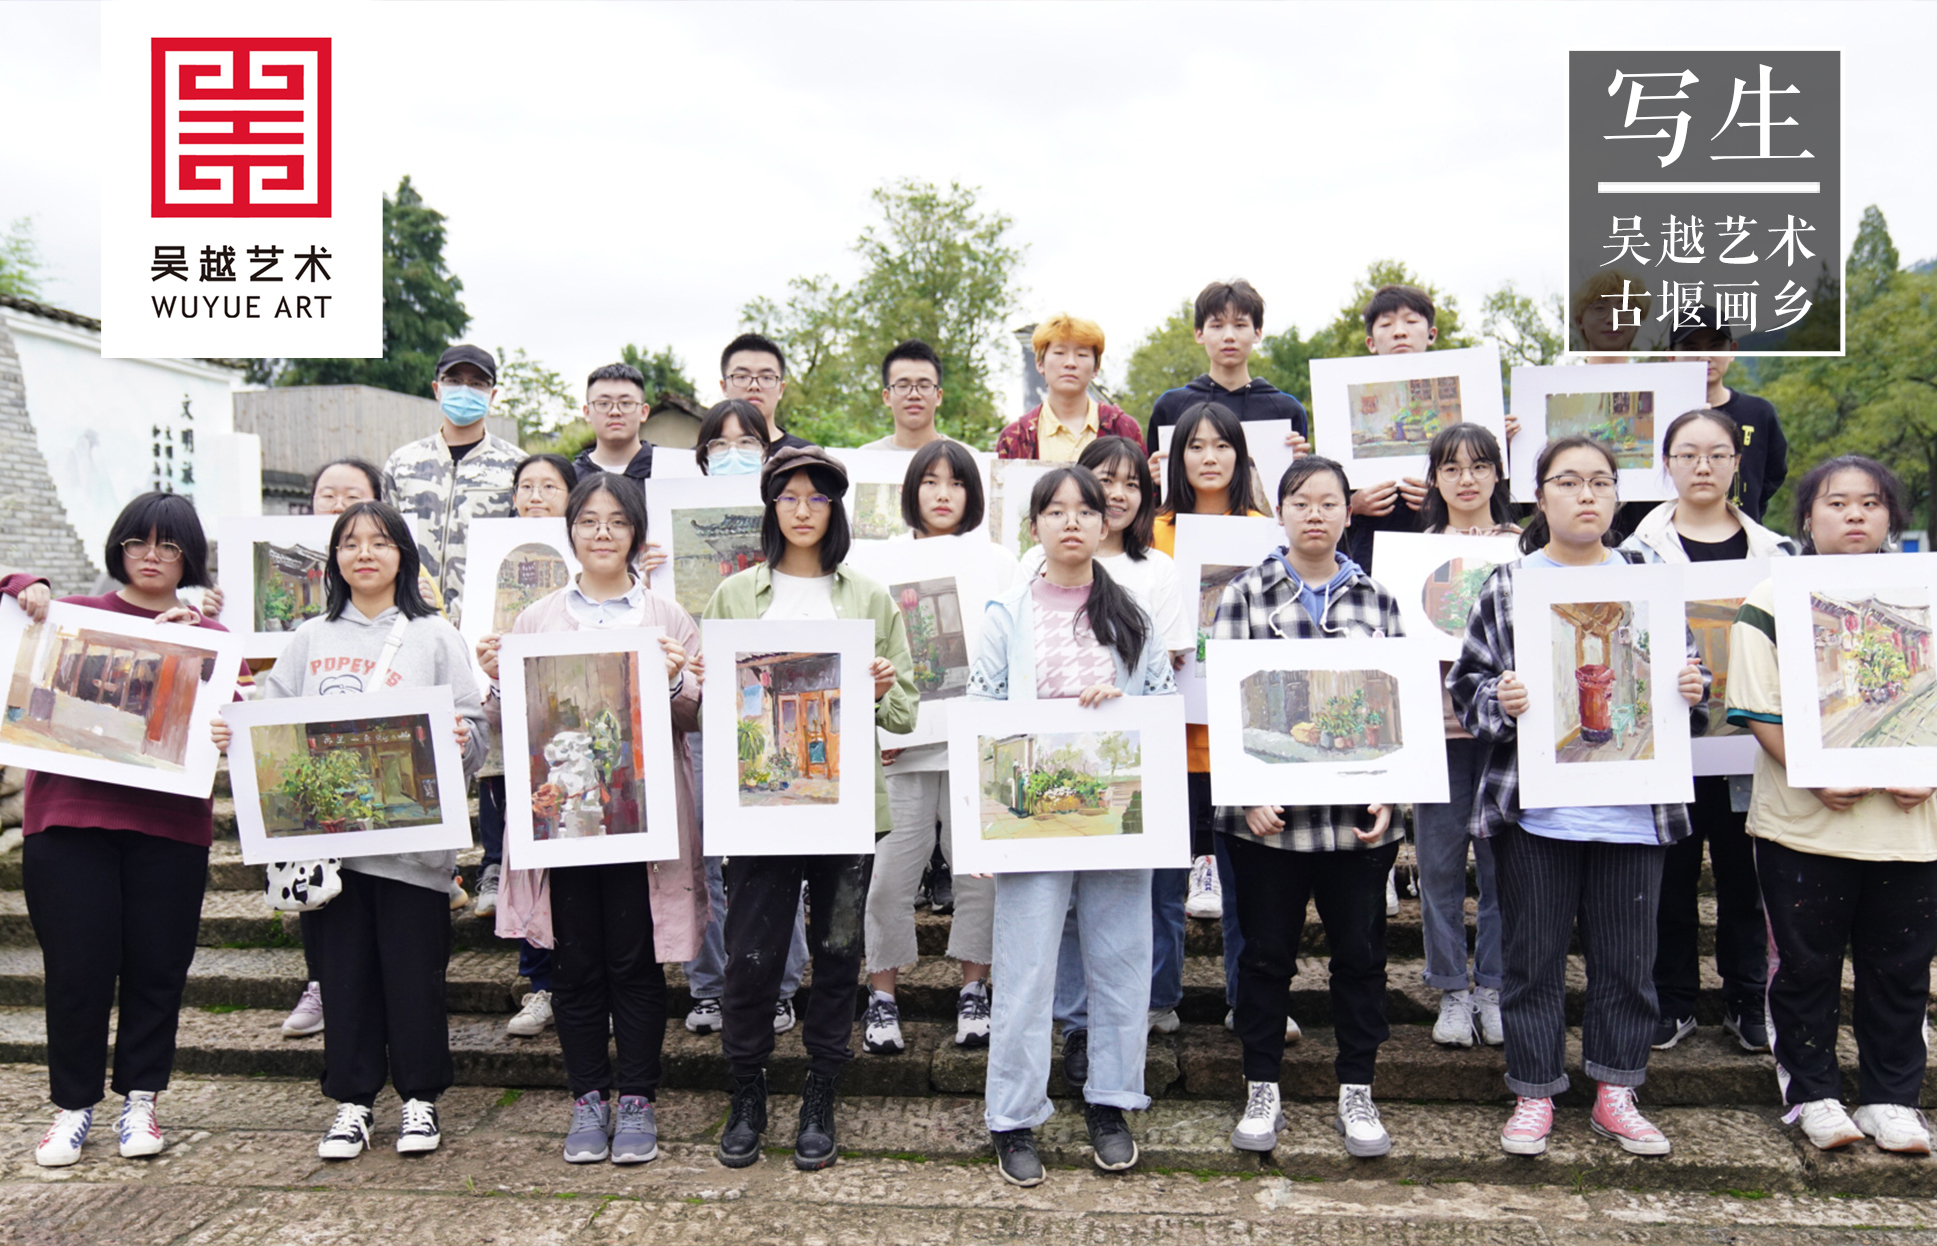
[1414, 738, 1502, 992]
[683, 855, 806, 1001]
[1055, 868, 1189, 1030]
[987, 869, 1152, 1132]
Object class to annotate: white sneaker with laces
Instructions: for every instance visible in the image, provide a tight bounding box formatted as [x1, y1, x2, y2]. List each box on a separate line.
[117, 1091, 163, 1158]
[1794, 1098, 1864, 1151]
[773, 997, 797, 1034]
[1472, 986, 1505, 1046]
[396, 1099, 441, 1154]
[955, 982, 991, 1048]
[1230, 1080, 1284, 1152]
[281, 981, 324, 1037]
[1334, 1083, 1391, 1157]
[473, 863, 501, 917]
[1854, 1103, 1933, 1154]
[318, 1103, 373, 1160]
[1185, 855, 1223, 920]
[1148, 1007, 1181, 1035]
[35, 1107, 91, 1167]
[1384, 869, 1400, 918]
[506, 989, 554, 1037]
[862, 991, 904, 1055]
[685, 997, 723, 1034]
[1433, 988, 1476, 1048]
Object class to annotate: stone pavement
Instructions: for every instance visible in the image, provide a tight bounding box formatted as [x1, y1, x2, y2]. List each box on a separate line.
[5, 1067, 1937, 1245]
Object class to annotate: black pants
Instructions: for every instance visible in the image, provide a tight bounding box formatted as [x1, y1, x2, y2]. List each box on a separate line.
[25, 827, 207, 1110]
[1756, 838, 1937, 1107]
[722, 853, 870, 1080]
[550, 862, 666, 1100]
[1225, 834, 1397, 1085]
[301, 868, 453, 1106]
[1653, 775, 1765, 1019]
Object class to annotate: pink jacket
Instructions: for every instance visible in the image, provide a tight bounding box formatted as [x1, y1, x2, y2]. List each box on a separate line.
[490, 586, 710, 961]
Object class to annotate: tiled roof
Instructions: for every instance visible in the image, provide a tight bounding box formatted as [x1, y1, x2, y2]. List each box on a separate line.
[0, 294, 248, 372]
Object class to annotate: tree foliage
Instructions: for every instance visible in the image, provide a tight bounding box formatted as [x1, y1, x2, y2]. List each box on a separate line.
[1117, 302, 1200, 423]
[1480, 281, 1566, 382]
[743, 179, 1025, 447]
[0, 217, 47, 299]
[1848, 204, 1902, 315]
[493, 345, 577, 447]
[250, 176, 470, 391]
[619, 343, 698, 399]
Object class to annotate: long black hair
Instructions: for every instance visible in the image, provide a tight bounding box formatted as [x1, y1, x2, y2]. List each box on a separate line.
[1027, 465, 1149, 672]
[1419, 424, 1514, 533]
[508, 453, 577, 517]
[1160, 401, 1255, 518]
[104, 491, 213, 589]
[759, 462, 852, 573]
[324, 500, 435, 621]
[1518, 436, 1621, 555]
[1793, 454, 1910, 554]
[900, 440, 986, 535]
[564, 472, 648, 566]
[1077, 435, 1155, 560]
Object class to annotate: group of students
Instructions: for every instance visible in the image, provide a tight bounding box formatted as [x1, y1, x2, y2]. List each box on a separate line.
[16, 277, 1935, 1190]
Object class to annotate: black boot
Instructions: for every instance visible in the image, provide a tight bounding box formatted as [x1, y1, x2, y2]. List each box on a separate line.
[794, 1071, 839, 1171]
[717, 1071, 767, 1168]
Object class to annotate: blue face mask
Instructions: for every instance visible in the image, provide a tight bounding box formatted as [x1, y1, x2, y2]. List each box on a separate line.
[439, 384, 490, 426]
[708, 447, 763, 476]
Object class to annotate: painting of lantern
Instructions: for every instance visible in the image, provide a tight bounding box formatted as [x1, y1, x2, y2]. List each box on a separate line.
[1237, 667, 1403, 763]
[669, 506, 766, 618]
[1809, 588, 1937, 750]
[1543, 391, 1656, 470]
[976, 728, 1143, 841]
[1550, 600, 1653, 763]
[1346, 375, 1464, 458]
[735, 651, 842, 806]
[890, 577, 969, 700]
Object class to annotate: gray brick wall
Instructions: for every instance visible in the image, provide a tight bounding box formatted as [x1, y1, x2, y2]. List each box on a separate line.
[0, 320, 102, 595]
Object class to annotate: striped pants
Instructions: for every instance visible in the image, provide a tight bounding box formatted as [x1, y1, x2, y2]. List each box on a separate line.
[1493, 826, 1666, 1099]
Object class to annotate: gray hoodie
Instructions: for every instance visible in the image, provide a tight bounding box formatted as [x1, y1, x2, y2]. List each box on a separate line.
[260, 604, 488, 893]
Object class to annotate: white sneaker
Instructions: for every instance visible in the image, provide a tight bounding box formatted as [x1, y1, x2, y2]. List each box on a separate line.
[1854, 1103, 1933, 1154]
[1794, 1098, 1864, 1151]
[35, 1107, 91, 1167]
[506, 989, 554, 1037]
[1433, 988, 1476, 1048]
[473, 863, 500, 917]
[1473, 986, 1505, 1046]
[955, 982, 991, 1048]
[1230, 1080, 1284, 1152]
[1285, 1014, 1302, 1045]
[281, 981, 324, 1036]
[117, 1091, 163, 1158]
[1148, 1007, 1181, 1034]
[773, 997, 797, 1034]
[1334, 1084, 1391, 1157]
[318, 1103, 373, 1159]
[1384, 869, 1400, 918]
[685, 997, 723, 1035]
[448, 875, 469, 911]
[1185, 855, 1223, 919]
[862, 992, 904, 1055]
[397, 1099, 441, 1154]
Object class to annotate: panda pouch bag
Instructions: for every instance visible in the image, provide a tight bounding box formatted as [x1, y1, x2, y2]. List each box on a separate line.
[264, 615, 411, 912]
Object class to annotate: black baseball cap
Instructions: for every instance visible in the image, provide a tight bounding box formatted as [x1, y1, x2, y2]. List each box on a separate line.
[1668, 306, 1734, 349]
[435, 344, 498, 383]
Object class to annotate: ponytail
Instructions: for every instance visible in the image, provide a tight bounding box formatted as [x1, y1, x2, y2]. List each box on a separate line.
[1078, 560, 1149, 674]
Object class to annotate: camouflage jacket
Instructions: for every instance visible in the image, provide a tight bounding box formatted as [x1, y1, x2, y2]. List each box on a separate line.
[382, 430, 522, 629]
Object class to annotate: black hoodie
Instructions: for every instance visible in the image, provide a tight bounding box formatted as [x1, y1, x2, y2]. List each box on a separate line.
[572, 441, 654, 483]
[1145, 374, 1309, 451]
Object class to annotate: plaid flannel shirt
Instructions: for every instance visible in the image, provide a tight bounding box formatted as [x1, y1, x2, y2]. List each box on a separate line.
[1446, 554, 1710, 845]
[1209, 551, 1409, 853]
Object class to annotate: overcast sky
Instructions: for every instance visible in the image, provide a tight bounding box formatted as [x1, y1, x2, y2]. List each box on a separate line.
[3, 1, 1930, 414]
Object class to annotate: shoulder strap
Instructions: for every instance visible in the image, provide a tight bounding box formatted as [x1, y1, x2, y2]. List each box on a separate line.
[368, 615, 411, 687]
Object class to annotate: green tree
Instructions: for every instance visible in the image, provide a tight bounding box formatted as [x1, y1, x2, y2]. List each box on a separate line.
[1847, 205, 1901, 314]
[618, 343, 697, 399]
[1117, 302, 1200, 423]
[1480, 282, 1566, 383]
[493, 346, 577, 447]
[0, 217, 47, 299]
[743, 179, 1025, 447]
[1307, 259, 1476, 363]
[251, 176, 470, 391]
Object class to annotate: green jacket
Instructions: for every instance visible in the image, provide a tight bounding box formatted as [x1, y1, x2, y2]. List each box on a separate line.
[703, 562, 919, 835]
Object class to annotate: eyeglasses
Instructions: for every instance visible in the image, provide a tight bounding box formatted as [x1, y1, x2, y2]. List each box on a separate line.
[121, 538, 183, 562]
[1036, 506, 1102, 528]
[776, 493, 833, 513]
[1435, 462, 1498, 483]
[338, 539, 398, 556]
[706, 436, 765, 455]
[516, 481, 566, 498]
[438, 374, 493, 392]
[1665, 452, 1738, 468]
[572, 518, 635, 536]
[1282, 501, 1346, 517]
[1542, 474, 1620, 496]
[725, 370, 783, 390]
[886, 380, 940, 397]
[587, 399, 644, 415]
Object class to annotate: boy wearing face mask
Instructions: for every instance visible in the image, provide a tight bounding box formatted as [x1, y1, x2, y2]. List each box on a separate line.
[382, 344, 523, 629]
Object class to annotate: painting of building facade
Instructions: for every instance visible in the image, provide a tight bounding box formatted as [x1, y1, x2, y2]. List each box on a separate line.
[892, 577, 970, 700]
[977, 729, 1142, 840]
[1810, 589, 1936, 750]
[1237, 667, 1402, 763]
[736, 651, 842, 806]
[520, 651, 645, 840]
[251, 540, 328, 633]
[493, 542, 574, 634]
[1195, 564, 1249, 667]
[1550, 600, 1654, 763]
[1347, 375, 1464, 458]
[1, 619, 216, 772]
[249, 713, 444, 837]
[1543, 391, 1656, 470]
[851, 483, 907, 542]
[1422, 557, 1498, 640]
[1688, 595, 1748, 739]
[670, 507, 765, 618]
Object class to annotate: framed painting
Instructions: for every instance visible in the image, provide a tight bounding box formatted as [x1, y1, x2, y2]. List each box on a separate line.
[1373, 531, 1524, 663]
[833, 446, 991, 544]
[459, 517, 581, 646]
[1681, 559, 1774, 777]
[644, 475, 767, 621]
[1153, 417, 1297, 515]
[1309, 345, 1506, 489]
[845, 538, 996, 747]
[1507, 362, 1707, 504]
[216, 514, 423, 659]
[1169, 514, 1285, 723]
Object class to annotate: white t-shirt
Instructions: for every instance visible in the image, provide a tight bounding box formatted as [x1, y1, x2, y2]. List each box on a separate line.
[765, 570, 838, 620]
[1017, 543, 1190, 651]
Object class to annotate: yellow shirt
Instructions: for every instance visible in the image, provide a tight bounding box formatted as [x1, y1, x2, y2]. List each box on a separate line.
[1036, 398, 1100, 463]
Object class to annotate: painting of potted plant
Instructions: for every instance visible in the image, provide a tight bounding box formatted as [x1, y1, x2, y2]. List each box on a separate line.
[280, 749, 384, 834]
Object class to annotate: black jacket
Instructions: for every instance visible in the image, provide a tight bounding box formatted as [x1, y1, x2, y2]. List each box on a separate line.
[1146, 375, 1309, 449]
[572, 442, 654, 483]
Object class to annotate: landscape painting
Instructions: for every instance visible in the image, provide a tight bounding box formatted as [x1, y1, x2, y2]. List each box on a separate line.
[851, 483, 907, 542]
[251, 540, 329, 633]
[493, 542, 575, 634]
[669, 506, 766, 618]
[977, 728, 1142, 840]
[1348, 375, 1464, 458]
[736, 651, 842, 806]
[248, 713, 446, 838]
[1238, 667, 1403, 764]
[1422, 557, 1499, 640]
[1550, 599, 1654, 763]
[1543, 391, 1656, 470]
[520, 650, 646, 841]
[1809, 588, 1937, 750]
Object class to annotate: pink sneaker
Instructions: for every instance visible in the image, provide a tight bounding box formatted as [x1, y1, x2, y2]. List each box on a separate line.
[1591, 1083, 1669, 1155]
[1500, 1095, 1553, 1155]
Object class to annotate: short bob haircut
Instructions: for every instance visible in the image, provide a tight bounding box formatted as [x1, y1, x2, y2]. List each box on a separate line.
[1793, 454, 1911, 554]
[1160, 401, 1255, 518]
[899, 440, 985, 536]
[307, 458, 384, 505]
[1031, 313, 1106, 369]
[1419, 423, 1514, 532]
[564, 471, 649, 567]
[106, 491, 214, 589]
[323, 500, 435, 621]
[760, 462, 852, 573]
[693, 399, 773, 473]
[1078, 435, 1156, 559]
[508, 453, 577, 516]
[1275, 455, 1353, 510]
[1571, 268, 1653, 330]
[1361, 284, 1436, 335]
[1194, 279, 1264, 332]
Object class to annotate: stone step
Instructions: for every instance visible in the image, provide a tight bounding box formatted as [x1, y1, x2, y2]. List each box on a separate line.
[0, 1006, 1917, 1111]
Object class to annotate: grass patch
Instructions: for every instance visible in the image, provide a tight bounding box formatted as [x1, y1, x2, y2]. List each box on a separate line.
[496, 1089, 524, 1108]
[1724, 1189, 1770, 1200]
[200, 1004, 247, 1014]
[554, 1192, 579, 1200]
[877, 1151, 931, 1163]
